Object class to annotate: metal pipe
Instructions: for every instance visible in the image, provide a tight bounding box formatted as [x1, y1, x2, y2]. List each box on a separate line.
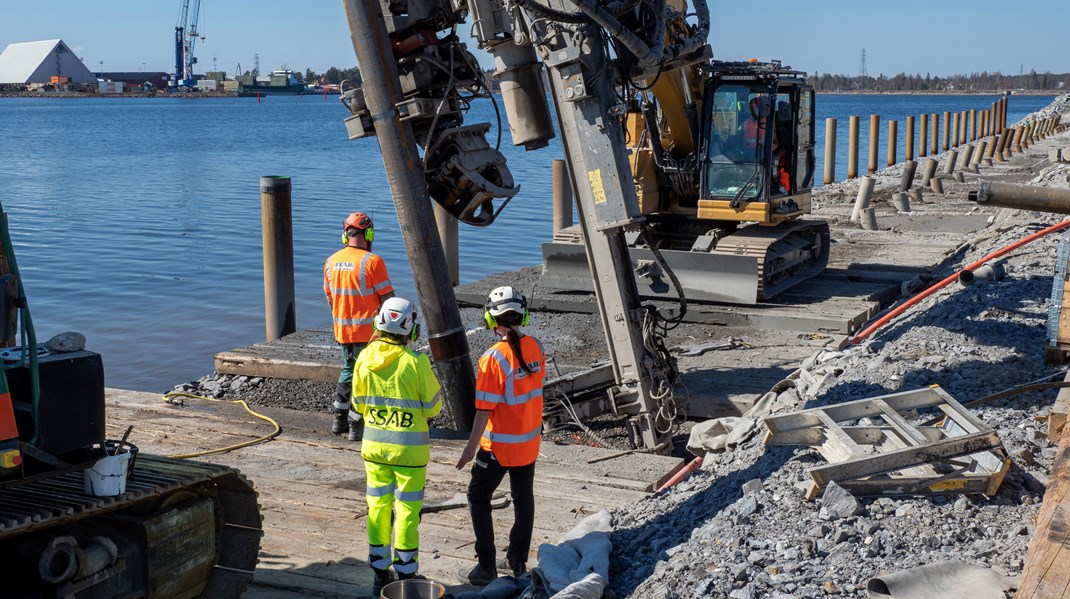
[942, 110, 951, 151]
[958, 261, 1006, 286]
[887, 119, 897, 167]
[433, 203, 460, 286]
[971, 181, 1070, 214]
[943, 149, 958, 175]
[930, 176, 944, 195]
[260, 175, 296, 342]
[860, 207, 878, 230]
[960, 110, 968, 145]
[993, 127, 1011, 162]
[343, 0, 477, 430]
[868, 114, 880, 175]
[848, 115, 860, 179]
[892, 192, 910, 213]
[980, 111, 987, 141]
[905, 115, 915, 160]
[823, 118, 837, 184]
[921, 157, 938, 187]
[970, 108, 977, 142]
[851, 176, 874, 222]
[1012, 126, 1024, 154]
[952, 112, 960, 148]
[898, 159, 917, 192]
[930, 113, 939, 156]
[958, 144, 974, 168]
[919, 114, 928, 157]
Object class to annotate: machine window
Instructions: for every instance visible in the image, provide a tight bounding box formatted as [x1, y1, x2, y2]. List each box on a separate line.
[704, 84, 771, 201]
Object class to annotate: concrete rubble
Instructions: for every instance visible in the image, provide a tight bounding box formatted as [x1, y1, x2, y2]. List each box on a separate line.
[174, 93, 1070, 598]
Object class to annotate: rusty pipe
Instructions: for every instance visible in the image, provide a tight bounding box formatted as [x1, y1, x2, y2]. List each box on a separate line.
[970, 181, 1070, 214]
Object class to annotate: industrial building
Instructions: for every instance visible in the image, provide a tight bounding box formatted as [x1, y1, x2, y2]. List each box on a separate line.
[0, 39, 96, 86]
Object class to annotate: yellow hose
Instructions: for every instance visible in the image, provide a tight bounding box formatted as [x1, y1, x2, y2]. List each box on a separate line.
[161, 392, 282, 459]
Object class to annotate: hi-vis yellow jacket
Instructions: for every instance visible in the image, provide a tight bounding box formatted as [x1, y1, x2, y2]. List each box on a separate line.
[352, 340, 441, 467]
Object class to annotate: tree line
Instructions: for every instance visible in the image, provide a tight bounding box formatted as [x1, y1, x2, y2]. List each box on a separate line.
[812, 71, 1069, 93]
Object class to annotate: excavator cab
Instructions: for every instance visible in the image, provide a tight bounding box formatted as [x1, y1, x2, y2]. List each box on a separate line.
[698, 63, 815, 223]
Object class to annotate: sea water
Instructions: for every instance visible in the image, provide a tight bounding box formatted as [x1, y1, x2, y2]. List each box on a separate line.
[0, 93, 1055, 390]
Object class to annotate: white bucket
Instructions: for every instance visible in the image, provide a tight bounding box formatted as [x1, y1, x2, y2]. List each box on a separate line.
[84, 452, 133, 497]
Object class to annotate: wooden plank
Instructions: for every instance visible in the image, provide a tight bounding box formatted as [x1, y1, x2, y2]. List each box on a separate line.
[815, 411, 868, 463]
[809, 430, 1003, 489]
[1048, 372, 1070, 442]
[872, 398, 928, 445]
[1016, 426, 1070, 598]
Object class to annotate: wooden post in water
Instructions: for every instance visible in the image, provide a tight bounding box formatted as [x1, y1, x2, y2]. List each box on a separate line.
[930, 113, 939, 156]
[823, 118, 837, 184]
[260, 175, 297, 342]
[919, 114, 928, 158]
[942, 111, 950, 151]
[552, 159, 573, 234]
[868, 114, 880, 175]
[887, 119, 897, 167]
[905, 116, 915, 161]
[848, 115, 860, 179]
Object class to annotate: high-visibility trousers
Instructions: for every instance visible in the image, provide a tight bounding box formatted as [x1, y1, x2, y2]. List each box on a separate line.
[365, 461, 425, 575]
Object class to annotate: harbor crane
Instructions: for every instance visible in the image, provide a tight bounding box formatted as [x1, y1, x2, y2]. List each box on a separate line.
[172, 0, 204, 90]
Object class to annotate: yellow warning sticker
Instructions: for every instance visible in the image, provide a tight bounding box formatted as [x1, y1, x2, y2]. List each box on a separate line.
[587, 169, 607, 205]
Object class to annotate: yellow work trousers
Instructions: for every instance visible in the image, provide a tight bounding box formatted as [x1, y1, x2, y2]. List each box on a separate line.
[364, 461, 425, 576]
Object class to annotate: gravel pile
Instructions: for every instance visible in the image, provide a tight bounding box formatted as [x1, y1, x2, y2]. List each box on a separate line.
[1015, 91, 1070, 124]
[607, 134, 1070, 596]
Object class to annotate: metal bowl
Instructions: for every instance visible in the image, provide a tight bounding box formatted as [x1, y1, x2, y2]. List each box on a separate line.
[380, 578, 446, 599]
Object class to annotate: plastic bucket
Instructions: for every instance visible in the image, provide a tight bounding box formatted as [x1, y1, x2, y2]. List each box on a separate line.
[380, 579, 445, 599]
[84, 441, 138, 497]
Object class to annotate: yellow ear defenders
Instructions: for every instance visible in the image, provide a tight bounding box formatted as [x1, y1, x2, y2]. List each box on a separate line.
[342, 227, 375, 246]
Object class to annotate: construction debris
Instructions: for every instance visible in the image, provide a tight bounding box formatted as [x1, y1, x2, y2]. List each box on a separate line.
[763, 387, 1011, 498]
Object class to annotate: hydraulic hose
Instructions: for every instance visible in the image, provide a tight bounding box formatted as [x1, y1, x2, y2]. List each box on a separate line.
[161, 392, 281, 459]
[850, 219, 1070, 346]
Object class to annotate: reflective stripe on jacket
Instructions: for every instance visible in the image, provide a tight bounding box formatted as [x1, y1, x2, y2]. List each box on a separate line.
[353, 340, 442, 467]
[324, 247, 393, 344]
[476, 335, 545, 467]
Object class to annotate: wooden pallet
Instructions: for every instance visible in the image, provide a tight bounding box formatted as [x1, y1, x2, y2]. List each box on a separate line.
[763, 386, 1010, 499]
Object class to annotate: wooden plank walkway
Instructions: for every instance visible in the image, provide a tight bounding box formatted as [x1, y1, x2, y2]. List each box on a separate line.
[103, 388, 684, 598]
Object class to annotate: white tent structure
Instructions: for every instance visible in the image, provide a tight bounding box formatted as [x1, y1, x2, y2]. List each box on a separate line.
[0, 39, 96, 85]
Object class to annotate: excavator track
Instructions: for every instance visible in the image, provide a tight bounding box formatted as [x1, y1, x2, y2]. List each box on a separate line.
[711, 218, 831, 301]
[0, 455, 262, 598]
[541, 218, 830, 304]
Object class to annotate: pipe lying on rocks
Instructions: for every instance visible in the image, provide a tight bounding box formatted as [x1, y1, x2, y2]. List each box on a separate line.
[970, 181, 1070, 214]
[958, 262, 1006, 286]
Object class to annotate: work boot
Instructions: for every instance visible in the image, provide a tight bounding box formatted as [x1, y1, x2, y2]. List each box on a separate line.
[458, 564, 497, 586]
[348, 418, 364, 442]
[372, 568, 394, 596]
[332, 411, 349, 436]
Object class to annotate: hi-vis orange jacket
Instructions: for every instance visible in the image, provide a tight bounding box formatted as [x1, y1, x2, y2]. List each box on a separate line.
[475, 335, 545, 467]
[324, 247, 393, 344]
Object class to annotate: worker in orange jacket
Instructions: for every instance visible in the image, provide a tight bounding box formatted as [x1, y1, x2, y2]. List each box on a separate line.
[456, 286, 545, 585]
[324, 212, 394, 440]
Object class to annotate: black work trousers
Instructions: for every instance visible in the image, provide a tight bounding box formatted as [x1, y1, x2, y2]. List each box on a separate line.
[467, 449, 535, 570]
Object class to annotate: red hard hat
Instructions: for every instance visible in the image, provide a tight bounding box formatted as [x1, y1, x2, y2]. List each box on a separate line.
[343, 212, 372, 231]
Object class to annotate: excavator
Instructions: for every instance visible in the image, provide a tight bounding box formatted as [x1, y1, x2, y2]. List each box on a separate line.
[342, 0, 828, 450]
[0, 204, 261, 597]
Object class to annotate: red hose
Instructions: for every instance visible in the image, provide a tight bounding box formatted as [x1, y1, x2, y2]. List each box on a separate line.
[849, 219, 1070, 345]
[656, 456, 703, 493]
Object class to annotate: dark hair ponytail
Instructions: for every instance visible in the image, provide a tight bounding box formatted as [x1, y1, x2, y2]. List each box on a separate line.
[497, 312, 531, 375]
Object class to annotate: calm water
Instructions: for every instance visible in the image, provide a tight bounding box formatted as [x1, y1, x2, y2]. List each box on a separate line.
[0, 93, 1055, 390]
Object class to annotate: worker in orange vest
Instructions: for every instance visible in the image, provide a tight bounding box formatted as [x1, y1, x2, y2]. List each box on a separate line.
[324, 212, 394, 440]
[456, 286, 545, 585]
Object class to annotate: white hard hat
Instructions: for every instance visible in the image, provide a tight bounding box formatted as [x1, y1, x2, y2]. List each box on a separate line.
[376, 297, 417, 337]
[485, 286, 527, 317]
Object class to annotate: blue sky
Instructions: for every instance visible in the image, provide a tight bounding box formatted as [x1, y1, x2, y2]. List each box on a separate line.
[0, 1, 1065, 77]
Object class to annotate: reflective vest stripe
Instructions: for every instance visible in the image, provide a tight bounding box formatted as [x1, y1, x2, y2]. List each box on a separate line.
[476, 390, 504, 405]
[334, 316, 376, 326]
[363, 427, 431, 446]
[372, 279, 392, 292]
[395, 489, 424, 502]
[328, 287, 376, 296]
[367, 482, 396, 497]
[483, 424, 541, 445]
[362, 395, 427, 410]
[483, 348, 515, 398]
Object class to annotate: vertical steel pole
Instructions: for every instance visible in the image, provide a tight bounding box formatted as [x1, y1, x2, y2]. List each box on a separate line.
[552, 159, 574, 235]
[261, 176, 297, 342]
[887, 119, 897, 167]
[970, 108, 977, 141]
[952, 112, 960, 149]
[919, 114, 928, 158]
[942, 111, 950, 151]
[868, 114, 880, 175]
[905, 116, 915, 161]
[433, 203, 460, 286]
[341, 0, 476, 430]
[848, 115, 860, 179]
[930, 113, 939, 156]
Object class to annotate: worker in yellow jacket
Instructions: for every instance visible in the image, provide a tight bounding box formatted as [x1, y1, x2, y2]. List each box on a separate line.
[351, 296, 441, 595]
